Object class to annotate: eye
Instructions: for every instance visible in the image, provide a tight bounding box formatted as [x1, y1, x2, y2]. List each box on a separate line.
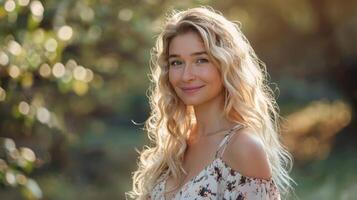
[169, 60, 183, 67]
[196, 58, 209, 64]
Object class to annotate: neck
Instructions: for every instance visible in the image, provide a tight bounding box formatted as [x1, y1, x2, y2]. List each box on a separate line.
[191, 92, 234, 139]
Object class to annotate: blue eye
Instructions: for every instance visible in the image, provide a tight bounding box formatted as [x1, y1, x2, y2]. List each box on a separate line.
[170, 60, 183, 67]
[196, 58, 209, 64]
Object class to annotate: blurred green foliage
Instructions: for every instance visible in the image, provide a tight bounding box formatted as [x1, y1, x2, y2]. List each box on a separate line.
[0, 0, 356, 199]
[0, 138, 42, 199]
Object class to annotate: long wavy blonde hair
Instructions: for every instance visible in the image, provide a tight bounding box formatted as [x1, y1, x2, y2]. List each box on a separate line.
[128, 6, 296, 200]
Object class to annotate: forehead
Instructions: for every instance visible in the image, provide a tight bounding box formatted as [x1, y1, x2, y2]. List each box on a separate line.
[168, 31, 206, 56]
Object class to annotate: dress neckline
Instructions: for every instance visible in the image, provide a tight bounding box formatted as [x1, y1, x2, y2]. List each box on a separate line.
[162, 157, 274, 200]
[163, 157, 219, 200]
[162, 124, 241, 200]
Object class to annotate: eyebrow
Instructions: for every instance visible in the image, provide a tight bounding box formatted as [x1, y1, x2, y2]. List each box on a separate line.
[168, 51, 207, 58]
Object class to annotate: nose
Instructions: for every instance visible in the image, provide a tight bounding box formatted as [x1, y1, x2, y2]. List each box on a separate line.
[181, 62, 195, 82]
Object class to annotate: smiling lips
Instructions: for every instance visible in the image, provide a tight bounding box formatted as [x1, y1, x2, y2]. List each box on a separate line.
[181, 85, 205, 93]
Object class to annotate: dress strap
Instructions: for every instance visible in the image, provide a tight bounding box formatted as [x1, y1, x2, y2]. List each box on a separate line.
[215, 123, 245, 159]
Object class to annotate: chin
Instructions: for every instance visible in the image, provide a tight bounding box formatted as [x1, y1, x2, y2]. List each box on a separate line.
[182, 101, 200, 106]
[180, 97, 208, 106]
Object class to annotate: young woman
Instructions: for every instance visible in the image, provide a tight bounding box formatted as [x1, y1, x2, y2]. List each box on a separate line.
[129, 7, 295, 200]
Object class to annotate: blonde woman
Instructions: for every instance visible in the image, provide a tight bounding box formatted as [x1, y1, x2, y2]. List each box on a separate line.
[129, 7, 295, 200]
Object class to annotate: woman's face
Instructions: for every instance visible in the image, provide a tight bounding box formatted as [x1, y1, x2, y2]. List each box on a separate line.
[168, 31, 224, 106]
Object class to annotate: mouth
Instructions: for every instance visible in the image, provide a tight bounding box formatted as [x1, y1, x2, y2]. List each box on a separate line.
[181, 85, 205, 93]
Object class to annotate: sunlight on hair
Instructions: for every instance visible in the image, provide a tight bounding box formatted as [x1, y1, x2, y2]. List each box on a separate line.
[130, 7, 295, 199]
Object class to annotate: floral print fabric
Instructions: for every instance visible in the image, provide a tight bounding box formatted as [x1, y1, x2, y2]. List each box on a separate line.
[149, 125, 281, 200]
[150, 157, 281, 200]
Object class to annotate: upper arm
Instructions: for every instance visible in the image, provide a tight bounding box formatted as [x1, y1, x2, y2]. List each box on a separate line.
[224, 130, 272, 180]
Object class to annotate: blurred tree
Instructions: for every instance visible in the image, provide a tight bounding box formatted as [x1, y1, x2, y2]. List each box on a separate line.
[0, 138, 42, 199]
[0, 0, 98, 199]
[0, 0, 172, 199]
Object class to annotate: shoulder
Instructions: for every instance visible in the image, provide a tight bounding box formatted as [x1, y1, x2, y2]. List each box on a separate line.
[223, 128, 272, 180]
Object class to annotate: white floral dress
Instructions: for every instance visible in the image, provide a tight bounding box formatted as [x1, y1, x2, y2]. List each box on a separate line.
[149, 124, 281, 200]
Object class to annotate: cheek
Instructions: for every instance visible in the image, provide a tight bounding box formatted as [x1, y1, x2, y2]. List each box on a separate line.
[201, 66, 223, 86]
[168, 69, 178, 87]
[168, 70, 177, 87]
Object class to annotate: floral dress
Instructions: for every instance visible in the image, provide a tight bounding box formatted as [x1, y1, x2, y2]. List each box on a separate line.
[149, 124, 281, 200]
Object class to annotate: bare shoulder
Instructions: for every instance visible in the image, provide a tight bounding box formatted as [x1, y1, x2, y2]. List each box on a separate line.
[223, 128, 272, 180]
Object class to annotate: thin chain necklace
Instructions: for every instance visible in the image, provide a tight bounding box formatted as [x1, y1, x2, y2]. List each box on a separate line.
[193, 123, 243, 137]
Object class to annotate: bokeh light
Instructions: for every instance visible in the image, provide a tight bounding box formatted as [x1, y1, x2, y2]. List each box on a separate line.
[80, 7, 94, 22]
[39, 63, 51, 78]
[8, 40, 22, 56]
[44, 38, 58, 52]
[8, 65, 21, 78]
[4, 0, 16, 12]
[18, 101, 30, 115]
[18, 0, 30, 7]
[4, 138, 16, 152]
[0, 51, 9, 66]
[73, 80, 88, 96]
[57, 25, 73, 41]
[65, 59, 77, 70]
[26, 179, 43, 198]
[30, 0, 44, 22]
[9, 149, 20, 160]
[0, 87, 6, 101]
[62, 69, 73, 83]
[5, 171, 17, 186]
[52, 63, 65, 78]
[84, 69, 94, 82]
[73, 65, 86, 81]
[118, 8, 133, 21]
[20, 147, 36, 162]
[16, 174, 27, 185]
[30, 1, 44, 17]
[36, 107, 50, 124]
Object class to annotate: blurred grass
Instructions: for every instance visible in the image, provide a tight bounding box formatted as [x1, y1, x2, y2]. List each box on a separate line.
[292, 148, 357, 200]
[35, 125, 144, 200]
